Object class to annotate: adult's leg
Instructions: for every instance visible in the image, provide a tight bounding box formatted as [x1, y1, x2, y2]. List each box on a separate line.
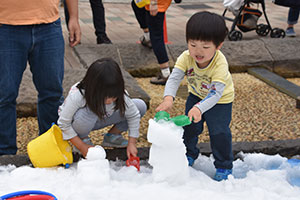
[89, 0, 112, 44]
[131, 0, 151, 48]
[147, 12, 169, 65]
[131, 0, 148, 29]
[287, 7, 300, 26]
[147, 11, 170, 84]
[0, 25, 30, 155]
[183, 94, 204, 160]
[28, 19, 65, 135]
[204, 103, 233, 169]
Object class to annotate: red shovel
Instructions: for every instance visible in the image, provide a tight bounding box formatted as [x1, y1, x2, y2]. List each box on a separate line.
[126, 156, 140, 171]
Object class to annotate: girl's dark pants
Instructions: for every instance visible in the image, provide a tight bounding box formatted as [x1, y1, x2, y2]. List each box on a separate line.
[184, 93, 233, 169]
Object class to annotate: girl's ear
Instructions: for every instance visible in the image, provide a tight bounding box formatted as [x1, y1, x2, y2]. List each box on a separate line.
[216, 42, 224, 50]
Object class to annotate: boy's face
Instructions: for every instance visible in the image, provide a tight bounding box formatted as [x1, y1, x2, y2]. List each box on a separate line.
[188, 40, 223, 68]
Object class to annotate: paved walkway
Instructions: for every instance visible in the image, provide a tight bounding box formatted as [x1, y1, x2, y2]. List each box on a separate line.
[61, 0, 299, 68]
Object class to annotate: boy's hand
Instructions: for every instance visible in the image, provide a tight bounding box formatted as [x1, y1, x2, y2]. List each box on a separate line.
[127, 137, 138, 158]
[188, 107, 202, 123]
[155, 96, 173, 112]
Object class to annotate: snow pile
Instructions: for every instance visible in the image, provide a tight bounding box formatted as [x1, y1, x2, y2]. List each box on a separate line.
[77, 146, 110, 185]
[0, 153, 300, 199]
[147, 119, 189, 184]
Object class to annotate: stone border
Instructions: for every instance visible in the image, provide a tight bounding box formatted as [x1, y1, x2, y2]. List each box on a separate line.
[248, 67, 300, 108]
[1, 139, 300, 167]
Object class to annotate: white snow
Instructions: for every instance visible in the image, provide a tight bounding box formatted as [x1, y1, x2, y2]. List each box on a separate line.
[1, 120, 300, 199]
[0, 151, 300, 199]
[147, 119, 189, 184]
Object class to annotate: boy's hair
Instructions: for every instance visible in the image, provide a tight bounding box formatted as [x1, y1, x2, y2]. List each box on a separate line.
[77, 58, 126, 119]
[186, 11, 228, 47]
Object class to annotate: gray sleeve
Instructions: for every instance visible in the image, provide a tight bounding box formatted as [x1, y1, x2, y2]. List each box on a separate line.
[124, 95, 141, 138]
[164, 67, 185, 98]
[58, 90, 85, 140]
[194, 81, 225, 114]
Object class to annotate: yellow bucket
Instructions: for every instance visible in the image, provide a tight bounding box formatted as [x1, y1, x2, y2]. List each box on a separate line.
[134, 0, 150, 8]
[27, 124, 73, 168]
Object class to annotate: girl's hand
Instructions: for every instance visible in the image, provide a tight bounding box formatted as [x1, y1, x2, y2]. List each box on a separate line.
[149, 0, 158, 16]
[188, 107, 202, 123]
[155, 96, 173, 112]
[127, 137, 138, 158]
[80, 143, 94, 158]
[70, 136, 93, 158]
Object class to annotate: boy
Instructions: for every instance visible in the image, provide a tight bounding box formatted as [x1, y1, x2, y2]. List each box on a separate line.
[156, 11, 234, 181]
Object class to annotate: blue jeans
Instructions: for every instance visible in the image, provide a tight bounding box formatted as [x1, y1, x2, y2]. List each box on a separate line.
[183, 93, 233, 169]
[0, 19, 64, 155]
[288, 7, 300, 25]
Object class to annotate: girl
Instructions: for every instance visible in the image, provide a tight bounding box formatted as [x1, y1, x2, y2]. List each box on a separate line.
[58, 58, 147, 158]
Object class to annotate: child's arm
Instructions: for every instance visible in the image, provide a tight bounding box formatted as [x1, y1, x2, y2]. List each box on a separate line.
[124, 96, 141, 158]
[70, 136, 93, 158]
[127, 137, 137, 158]
[188, 81, 225, 122]
[156, 67, 185, 112]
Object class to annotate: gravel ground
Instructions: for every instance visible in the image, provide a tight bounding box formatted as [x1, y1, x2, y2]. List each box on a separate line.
[16, 73, 300, 155]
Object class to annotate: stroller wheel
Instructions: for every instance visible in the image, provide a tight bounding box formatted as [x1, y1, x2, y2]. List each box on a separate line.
[228, 30, 242, 41]
[256, 24, 271, 36]
[270, 28, 285, 38]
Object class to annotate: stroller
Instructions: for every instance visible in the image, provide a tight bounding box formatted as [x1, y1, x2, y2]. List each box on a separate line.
[222, 0, 285, 41]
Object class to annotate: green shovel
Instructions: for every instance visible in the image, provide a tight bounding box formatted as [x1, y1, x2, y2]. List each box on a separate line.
[154, 111, 192, 127]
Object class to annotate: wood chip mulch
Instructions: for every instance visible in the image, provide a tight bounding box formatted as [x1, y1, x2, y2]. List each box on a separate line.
[16, 73, 300, 155]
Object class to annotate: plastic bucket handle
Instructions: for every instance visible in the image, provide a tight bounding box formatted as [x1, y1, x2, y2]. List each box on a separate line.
[0, 190, 57, 200]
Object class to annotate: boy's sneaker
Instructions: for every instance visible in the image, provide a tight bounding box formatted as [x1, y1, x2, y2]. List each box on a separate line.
[102, 133, 128, 148]
[214, 168, 232, 181]
[140, 36, 152, 49]
[187, 156, 195, 166]
[73, 137, 93, 154]
[286, 27, 296, 37]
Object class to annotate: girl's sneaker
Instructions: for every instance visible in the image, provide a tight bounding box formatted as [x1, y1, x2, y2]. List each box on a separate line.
[214, 168, 232, 181]
[102, 133, 128, 148]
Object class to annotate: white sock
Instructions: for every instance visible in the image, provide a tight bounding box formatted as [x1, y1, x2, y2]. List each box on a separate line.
[161, 67, 170, 78]
[144, 32, 150, 41]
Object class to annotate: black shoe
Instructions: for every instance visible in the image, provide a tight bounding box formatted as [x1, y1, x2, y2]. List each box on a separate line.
[97, 35, 112, 44]
[150, 73, 168, 85]
[140, 36, 152, 49]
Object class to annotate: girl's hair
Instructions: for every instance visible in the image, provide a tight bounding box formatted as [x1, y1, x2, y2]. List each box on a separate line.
[77, 58, 126, 119]
[186, 11, 228, 47]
